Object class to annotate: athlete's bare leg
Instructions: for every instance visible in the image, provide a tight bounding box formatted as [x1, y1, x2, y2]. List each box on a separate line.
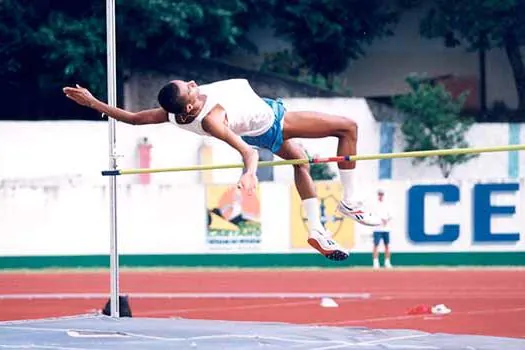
[275, 139, 316, 200]
[276, 139, 348, 261]
[282, 110, 380, 227]
[282, 111, 357, 170]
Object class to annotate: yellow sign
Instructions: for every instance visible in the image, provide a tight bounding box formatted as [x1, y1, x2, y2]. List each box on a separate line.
[290, 181, 355, 249]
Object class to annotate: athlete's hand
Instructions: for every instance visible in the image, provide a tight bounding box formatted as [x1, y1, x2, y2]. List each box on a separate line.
[63, 84, 97, 108]
[237, 172, 258, 195]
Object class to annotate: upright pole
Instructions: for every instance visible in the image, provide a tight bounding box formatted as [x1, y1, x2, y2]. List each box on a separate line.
[106, 0, 120, 318]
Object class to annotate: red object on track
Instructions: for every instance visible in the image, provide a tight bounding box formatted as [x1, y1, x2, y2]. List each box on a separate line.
[407, 304, 432, 315]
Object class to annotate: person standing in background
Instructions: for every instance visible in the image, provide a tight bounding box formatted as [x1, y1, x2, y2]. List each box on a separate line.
[372, 188, 393, 269]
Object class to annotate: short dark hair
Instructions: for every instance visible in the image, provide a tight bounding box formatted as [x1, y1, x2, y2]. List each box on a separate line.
[157, 82, 184, 114]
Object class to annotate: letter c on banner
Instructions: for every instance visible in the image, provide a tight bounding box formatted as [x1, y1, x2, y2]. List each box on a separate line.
[408, 185, 460, 243]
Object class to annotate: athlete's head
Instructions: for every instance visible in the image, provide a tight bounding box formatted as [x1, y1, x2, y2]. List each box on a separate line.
[157, 80, 199, 115]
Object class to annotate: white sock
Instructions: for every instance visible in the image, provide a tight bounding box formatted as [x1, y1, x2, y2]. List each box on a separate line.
[302, 198, 324, 232]
[339, 169, 355, 202]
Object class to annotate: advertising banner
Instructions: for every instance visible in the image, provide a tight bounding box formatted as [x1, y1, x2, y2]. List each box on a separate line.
[205, 185, 262, 250]
[290, 182, 355, 250]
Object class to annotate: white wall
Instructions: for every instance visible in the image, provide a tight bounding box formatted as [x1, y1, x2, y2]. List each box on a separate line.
[1, 95, 523, 259]
[391, 123, 523, 180]
[0, 179, 522, 256]
[0, 98, 378, 187]
[1, 100, 521, 189]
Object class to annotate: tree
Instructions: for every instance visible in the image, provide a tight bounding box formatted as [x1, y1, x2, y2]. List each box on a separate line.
[420, 0, 525, 113]
[268, 0, 402, 89]
[0, 1, 106, 118]
[116, 0, 258, 70]
[0, 0, 258, 119]
[304, 150, 336, 181]
[393, 76, 477, 178]
[310, 162, 337, 181]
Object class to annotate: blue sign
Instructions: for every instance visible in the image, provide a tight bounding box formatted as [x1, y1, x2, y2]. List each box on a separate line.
[408, 183, 520, 244]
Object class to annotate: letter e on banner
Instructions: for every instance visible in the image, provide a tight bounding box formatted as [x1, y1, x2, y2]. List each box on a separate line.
[473, 183, 520, 243]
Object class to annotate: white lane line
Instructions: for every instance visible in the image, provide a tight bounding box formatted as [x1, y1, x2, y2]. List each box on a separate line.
[0, 292, 370, 300]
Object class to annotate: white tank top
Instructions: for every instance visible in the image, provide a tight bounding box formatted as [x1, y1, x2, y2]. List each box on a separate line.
[168, 79, 275, 137]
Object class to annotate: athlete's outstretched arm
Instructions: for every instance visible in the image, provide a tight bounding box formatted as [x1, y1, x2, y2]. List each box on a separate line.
[63, 84, 168, 125]
[202, 105, 259, 193]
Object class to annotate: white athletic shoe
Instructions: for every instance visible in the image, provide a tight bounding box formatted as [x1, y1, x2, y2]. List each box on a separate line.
[385, 260, 393, 269]
[307, 229, 349, 261]
[337, 200, 381, 227]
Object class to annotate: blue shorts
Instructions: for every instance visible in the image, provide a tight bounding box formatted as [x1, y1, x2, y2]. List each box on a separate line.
[241, 98, 285, 153]
[373, 231, 390, 246]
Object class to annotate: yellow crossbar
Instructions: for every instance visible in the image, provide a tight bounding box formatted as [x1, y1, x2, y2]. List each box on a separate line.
[101, 144, 525, 176]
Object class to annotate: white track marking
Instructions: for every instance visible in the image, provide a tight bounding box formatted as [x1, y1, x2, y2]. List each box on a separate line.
[136, 299, 320, 316]
[0, 292, 370, 300]
[373, 291, 525, 299]
[3, 290, 525, 300]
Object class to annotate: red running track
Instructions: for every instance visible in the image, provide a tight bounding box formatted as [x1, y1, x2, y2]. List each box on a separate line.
[1, 269, 524, 339]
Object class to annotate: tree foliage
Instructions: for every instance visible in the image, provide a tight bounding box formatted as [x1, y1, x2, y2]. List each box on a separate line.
[268, 0, 401, 89]
[310, 162, 337, 181]
[394, 76, 477, 178]
[1, 1, 105, 109]
[116, 0, 258, 69]
[420, 0, 525, 111]
[304, 150, 336, 181]
[0, 0, 257, 119]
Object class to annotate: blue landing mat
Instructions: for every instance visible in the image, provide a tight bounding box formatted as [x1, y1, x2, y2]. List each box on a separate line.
[1, 314, 524, 349]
